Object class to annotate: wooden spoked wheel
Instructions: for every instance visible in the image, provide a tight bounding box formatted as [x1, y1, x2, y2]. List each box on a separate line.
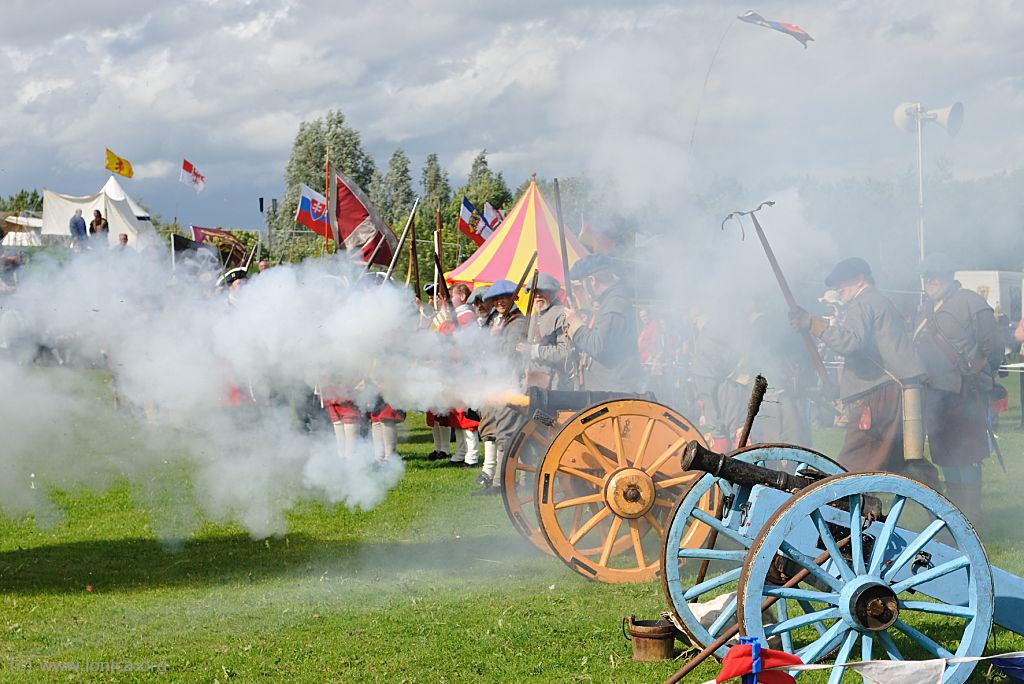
[501, 410, 577, 555]
[534, 399, 711, 583]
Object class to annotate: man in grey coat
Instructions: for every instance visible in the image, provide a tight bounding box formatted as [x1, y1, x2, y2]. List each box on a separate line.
[475, 279, 528, 494]
[791, 257, 934, 482]
[564, 254, 641, 392]
[914, 253, 1001, 521]
[520, 272, 571, 390]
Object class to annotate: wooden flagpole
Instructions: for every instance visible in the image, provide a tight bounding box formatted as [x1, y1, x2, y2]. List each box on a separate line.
[324, 152, 331, 256]
[433, 205, 443, 311]
[552, 178, 575, 306]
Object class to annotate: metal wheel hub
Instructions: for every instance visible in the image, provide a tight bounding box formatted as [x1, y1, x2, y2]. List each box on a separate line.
[840, 574, 900, 632]
[605, 468, 656, 519]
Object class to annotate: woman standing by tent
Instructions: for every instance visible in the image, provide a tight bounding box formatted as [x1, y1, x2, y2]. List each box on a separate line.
[89, 210, 109, 240]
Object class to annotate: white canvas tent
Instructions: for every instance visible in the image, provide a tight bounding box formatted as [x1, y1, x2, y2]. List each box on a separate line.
[41, 176, 155, 248]
[1, 215, 43, 247]
[101, 176, 150, 221]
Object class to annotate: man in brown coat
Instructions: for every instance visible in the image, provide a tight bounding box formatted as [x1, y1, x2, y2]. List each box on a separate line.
[791, 257, 936, 484]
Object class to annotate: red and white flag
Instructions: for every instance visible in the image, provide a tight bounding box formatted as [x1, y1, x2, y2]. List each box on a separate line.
[327, 166, 397, 266]
[180, 159, 206, 193]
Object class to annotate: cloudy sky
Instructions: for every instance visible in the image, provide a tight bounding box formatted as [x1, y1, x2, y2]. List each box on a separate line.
[1, 0, 1021, 229]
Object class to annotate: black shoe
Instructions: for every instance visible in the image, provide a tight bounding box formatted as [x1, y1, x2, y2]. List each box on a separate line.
[460, 461, 478, 468]
[475, 473, 491, 487]
[447, 459, 466, 467]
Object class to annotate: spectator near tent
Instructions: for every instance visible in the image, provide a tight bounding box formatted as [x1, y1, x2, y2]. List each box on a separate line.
[89, 209, 109, 239]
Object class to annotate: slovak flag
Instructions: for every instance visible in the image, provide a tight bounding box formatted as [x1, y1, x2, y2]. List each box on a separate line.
[180, 159, 205, 193]
[457, 196, 493, 246]
[295, 184, 332, 239]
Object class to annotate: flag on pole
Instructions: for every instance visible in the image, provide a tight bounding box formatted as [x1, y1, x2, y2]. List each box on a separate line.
[180, 159, 206, 192]
[104, 148, 134, 178]
[329, 167, 397, 266]
[737, 11, 814, 47]
[191, 226, 247, 267]
[483, 202, 504, 231]
[295, 184, 332, 239]
[457, 196, 493, 246]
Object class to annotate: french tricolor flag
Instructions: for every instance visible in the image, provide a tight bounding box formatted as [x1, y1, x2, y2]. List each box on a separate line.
[295, 184, 331, 239]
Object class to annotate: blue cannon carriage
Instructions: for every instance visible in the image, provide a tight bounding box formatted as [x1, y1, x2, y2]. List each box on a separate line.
[660, 440, 1024, 684]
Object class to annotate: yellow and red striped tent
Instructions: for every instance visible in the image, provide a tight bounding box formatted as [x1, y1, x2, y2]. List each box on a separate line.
[446, 180, 589, 289]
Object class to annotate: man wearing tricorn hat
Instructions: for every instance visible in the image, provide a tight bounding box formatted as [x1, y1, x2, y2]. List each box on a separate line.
[913, 253, 1001, 521]
[791, 257, 938, 484]
[564, 254, 641, 392]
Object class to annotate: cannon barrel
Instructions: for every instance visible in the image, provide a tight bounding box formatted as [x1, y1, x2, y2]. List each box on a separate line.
[681, 440, 815, 492]
[505, 387, 654, 413]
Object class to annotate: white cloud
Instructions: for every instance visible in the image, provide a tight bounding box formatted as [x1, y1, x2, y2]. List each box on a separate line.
[132, 160, 175, 180]
[0, 0, 1020, 229]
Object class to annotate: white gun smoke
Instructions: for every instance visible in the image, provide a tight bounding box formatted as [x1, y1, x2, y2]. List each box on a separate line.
[0, 248, 517, 539]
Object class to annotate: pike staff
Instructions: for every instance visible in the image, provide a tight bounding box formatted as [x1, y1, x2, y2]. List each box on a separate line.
[722, 201, 837, 398]
[383, 197, 420, 279]
[552, 178, 575, 306]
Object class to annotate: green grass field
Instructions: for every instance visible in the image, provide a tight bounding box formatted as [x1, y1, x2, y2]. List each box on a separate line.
[2, 374, 1024, 682]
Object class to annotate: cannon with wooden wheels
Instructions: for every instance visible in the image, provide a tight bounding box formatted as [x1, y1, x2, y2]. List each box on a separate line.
[500, 389, 658, 555]
[530, 398, 713, 583]
[660, 439, 1024, 684]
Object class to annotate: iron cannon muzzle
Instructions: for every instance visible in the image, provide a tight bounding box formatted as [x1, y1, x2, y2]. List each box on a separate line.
[505, 387, 655, 412]
[681, 440, 815, 492]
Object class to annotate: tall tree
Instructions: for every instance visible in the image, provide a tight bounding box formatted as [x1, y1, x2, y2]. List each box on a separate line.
[461, 150, 512, 210]
[421, 153, 451, 210]
[0, 189, 42, 213]
[270, 109, 377, 262]
[380, 149, 415, 226]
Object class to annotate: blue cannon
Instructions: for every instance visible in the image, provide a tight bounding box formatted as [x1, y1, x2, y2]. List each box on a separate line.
[660, 441, 1024, 684]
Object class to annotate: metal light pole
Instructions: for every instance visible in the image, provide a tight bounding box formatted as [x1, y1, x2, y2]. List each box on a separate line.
[893, 101, 964, 265]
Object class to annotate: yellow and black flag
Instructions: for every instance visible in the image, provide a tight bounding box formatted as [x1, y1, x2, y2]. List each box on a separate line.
[104, 148, 134, 178]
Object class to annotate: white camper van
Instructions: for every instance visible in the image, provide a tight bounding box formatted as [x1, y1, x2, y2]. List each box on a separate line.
[954, 270, 1023, 319]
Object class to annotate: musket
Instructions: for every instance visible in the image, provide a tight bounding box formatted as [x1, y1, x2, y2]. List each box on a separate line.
[433, 206, 444, 311]
[432, 253, 458, 328]
[384, 197, 420, 279]
[511, 251, 538, 301]
[410, 212, 421, 300]
[722, 201, 837, 397]
[552, 178, 575, 306]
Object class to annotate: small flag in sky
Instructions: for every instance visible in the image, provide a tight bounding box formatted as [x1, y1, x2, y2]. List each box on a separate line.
[738, 11, 814, 47]
[457, 196, 493, 246]
[104, 148, 133, 178]
[180, 159, 206, 193]
[295, 184, 331, 239]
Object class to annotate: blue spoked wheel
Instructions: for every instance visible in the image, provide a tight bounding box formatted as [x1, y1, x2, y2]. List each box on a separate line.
[660, 445, 844, 657]
[737, 472, 993, 684]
